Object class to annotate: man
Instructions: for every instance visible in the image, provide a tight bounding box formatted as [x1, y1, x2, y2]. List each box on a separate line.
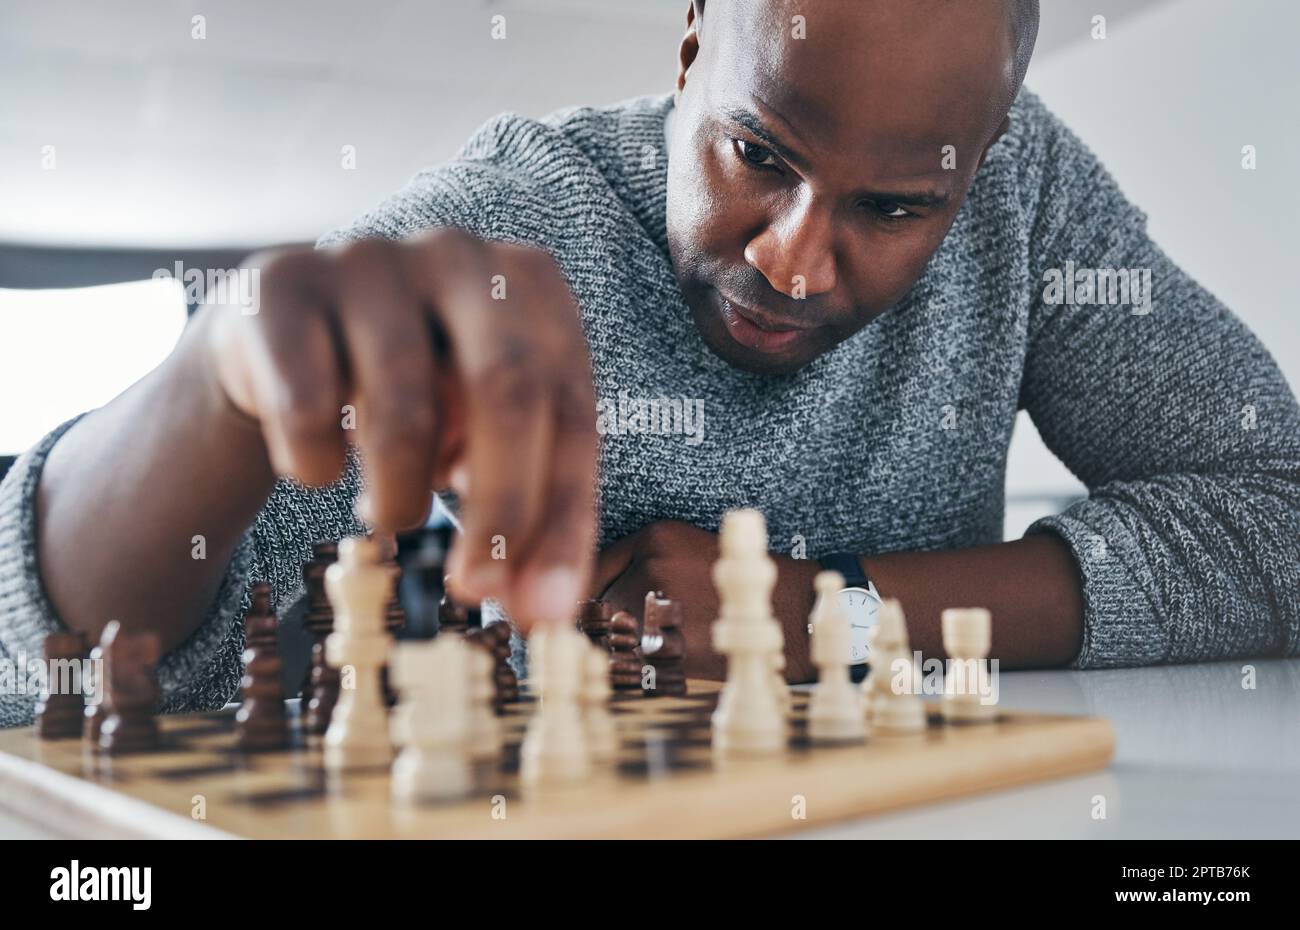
[1, 0, 1296, 723]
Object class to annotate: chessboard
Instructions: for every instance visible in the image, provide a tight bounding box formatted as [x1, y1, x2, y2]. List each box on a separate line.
[0, 680, 1114, 840]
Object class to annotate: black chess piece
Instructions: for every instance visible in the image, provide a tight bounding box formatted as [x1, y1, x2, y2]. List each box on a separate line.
[303, 642, 340, 736]
[301, 541, 344, 734]
[372, 532, 409, 637]
[300, 540, 338, 701]
[438, 588, 473, 636]
[466, 622, 519, 712]
[642, 592, 687, 697]
[373, 534, 407, 707]
[608, 611, 644, 692]
[83, 639, 106, 743]
[34, 631, 88, 739]
[236, 583, 289, 751]
[97, 621, 162, 755]
[396, 524, 454, 639]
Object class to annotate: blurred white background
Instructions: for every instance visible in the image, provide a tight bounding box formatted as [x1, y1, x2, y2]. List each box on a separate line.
[1, 0, 1294, 537]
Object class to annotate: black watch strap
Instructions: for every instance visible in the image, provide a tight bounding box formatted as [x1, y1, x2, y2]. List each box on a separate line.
[818, 552, 869, 589]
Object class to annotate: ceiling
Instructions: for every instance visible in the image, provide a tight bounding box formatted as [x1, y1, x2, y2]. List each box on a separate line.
[0, 0, 1173, 248]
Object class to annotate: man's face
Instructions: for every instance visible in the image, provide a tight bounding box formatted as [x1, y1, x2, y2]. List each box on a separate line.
[665, 0, 1016, 375]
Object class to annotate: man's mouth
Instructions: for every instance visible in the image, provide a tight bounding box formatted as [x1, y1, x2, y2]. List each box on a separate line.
[717, 294, 815, 354]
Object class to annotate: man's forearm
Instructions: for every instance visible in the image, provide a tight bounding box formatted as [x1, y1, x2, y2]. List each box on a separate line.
[36, 314, 276, 653]
[859, 535, 1084, 669]
[780, 534, 1084, 681]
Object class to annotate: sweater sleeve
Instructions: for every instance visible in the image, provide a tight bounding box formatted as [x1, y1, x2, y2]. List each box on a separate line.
[1014, 96, 1300, 668]
[0, 412, 366, 727]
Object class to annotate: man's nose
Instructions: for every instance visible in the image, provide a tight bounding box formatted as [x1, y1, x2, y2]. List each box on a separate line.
[743, 199, 838, 300]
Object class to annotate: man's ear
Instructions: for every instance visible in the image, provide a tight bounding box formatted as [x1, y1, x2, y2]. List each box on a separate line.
[676, 1, 704, 94]
[975, 113, 1012, 173]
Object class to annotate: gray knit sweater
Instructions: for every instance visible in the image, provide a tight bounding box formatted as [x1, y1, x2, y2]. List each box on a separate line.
[2, 90, 1298, 727]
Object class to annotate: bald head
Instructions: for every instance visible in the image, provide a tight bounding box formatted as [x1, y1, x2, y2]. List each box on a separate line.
[694, 0, 1040, 114]
[1007, 0, 1041, 99]
[667, 0, 1044, 374]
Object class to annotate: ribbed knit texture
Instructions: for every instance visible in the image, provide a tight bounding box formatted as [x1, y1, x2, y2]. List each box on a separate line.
[1, 89, 1297, 726]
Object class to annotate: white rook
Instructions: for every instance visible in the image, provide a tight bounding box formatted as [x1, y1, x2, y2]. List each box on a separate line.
[941, 607, 997, 723]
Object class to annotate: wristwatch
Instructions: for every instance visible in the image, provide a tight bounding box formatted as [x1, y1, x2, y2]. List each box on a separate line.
[811, 553, 882, 681]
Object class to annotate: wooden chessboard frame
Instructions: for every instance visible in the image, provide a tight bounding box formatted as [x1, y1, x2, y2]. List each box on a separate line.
[0, 681, 1114, 839]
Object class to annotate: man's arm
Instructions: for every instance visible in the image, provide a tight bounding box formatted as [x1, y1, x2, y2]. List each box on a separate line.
[856, 104, 1299, 671]
[860, 536, 1082, 669]
[0, 227, 602, 729]
[35, 313, 276, 655]
[1011, 98, 1300, 668]
[27, 232, 598, 653]
[593, 522, 1081, 681]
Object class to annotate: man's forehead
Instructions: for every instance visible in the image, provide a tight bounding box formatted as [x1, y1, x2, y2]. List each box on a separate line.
[702, 0, 1015, 161]
[705, 0, 1020, 56]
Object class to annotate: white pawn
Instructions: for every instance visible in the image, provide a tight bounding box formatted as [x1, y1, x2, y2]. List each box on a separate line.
[807, 571, 867, 744]
[582, 644, 619, 761]
[861, 599, 926, 735]
[390, 635, 473, 803]
[711, 509, 787, 755]
[466, 646, 502, 761]
[941, 608, 998, 723]
[323, 536, 395, 771]
[521, 624, 591, 784]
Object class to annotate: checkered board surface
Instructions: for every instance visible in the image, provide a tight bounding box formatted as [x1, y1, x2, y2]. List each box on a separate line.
[0, 681, 1114, 839]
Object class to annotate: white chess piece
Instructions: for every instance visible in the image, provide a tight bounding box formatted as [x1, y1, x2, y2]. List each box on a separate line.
[941, 608, 998, 723]
[807, 571, 867, 744]
[390, 635, 473, 803]
[861, 599, 926, 735]
[465, 645, 503, 761]
[323, 537, 395, 771]
[771, 652, 792, 715]
[521, 624, 591, 784]
[582, 644, 619, 761]
[711, 509, 788, 755]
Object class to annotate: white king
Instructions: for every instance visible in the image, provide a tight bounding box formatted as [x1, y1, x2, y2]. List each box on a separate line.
[710, 509, 787, 755]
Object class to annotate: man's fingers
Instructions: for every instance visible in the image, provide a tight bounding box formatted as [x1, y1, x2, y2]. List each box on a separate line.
[400, 233, 569, 606]
[239, 230, 601, 628]
[242, 250, 347, 487]
[430, 367, 468, 488]
[507, 376, 600, 630]
[333, 239, 441, 531]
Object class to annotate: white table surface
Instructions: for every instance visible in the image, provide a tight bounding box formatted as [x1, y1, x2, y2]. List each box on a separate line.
[796, 658, 1300, 839]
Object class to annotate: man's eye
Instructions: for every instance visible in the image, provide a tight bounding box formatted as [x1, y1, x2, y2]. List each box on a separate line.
[871, 200, 910, 219]
[734, 139, 778, 168]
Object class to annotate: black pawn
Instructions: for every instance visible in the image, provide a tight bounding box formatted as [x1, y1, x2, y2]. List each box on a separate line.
[608, 611, 644, 692]
[97, 621, 162, 756]
[34, 631, 88, 739]
[236, 584, 289, 751]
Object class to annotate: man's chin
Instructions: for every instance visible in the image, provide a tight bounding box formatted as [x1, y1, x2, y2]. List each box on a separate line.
[696, 322, 816, 376]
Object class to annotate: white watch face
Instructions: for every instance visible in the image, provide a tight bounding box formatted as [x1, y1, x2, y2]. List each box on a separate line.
[839, 587, 880, 665]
